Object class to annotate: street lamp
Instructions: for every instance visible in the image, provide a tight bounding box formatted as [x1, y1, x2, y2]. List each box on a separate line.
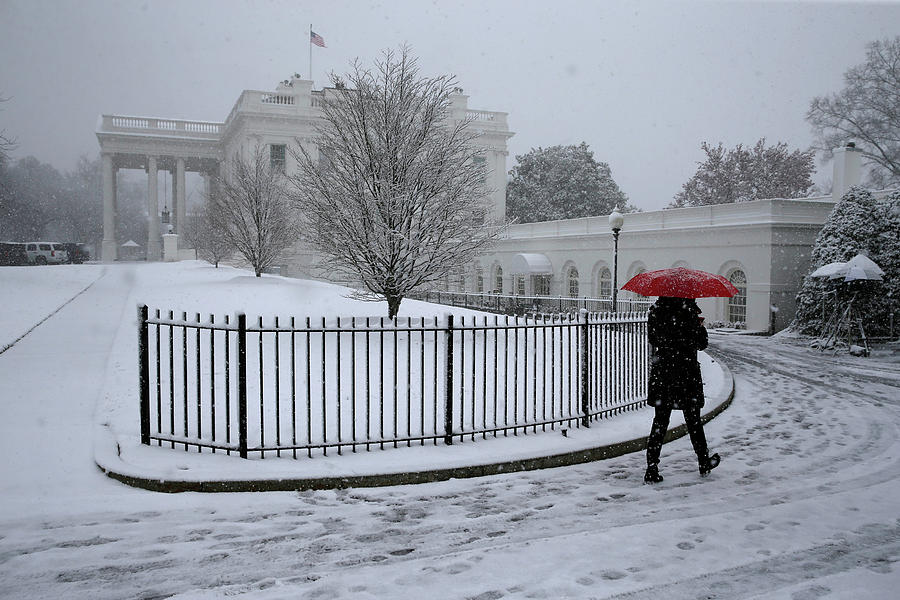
[609, 206, 624, 312]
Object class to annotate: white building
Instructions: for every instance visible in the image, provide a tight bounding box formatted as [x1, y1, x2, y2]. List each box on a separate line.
[95, 76, 512, 263]
[98, 79, 869, 333]
[473, 146, 867, 333]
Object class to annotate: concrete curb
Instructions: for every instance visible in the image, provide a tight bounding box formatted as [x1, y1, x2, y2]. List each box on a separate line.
[97, 360, 734, 493]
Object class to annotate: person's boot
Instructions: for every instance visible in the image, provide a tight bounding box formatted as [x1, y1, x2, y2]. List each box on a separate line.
[699, 453, 720, 476]
[644, 465, 664, 483]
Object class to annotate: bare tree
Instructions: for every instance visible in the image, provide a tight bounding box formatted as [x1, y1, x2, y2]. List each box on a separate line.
[213, 145, 298, 277]
[0, 93, 16, 168]
[289, 47, 501, 318]
[807, 36, 900, 187]
[183, 199, 234, 268]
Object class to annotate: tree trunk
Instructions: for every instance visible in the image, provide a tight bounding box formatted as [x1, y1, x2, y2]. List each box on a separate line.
[255, 270, 261, 277]
[387, 294, 403, 319]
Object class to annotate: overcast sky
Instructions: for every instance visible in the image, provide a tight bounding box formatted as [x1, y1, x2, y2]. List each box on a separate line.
[1, 0, 898, 211]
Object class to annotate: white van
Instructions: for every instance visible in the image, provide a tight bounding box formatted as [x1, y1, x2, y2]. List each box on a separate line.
[25, 242, 69, 265]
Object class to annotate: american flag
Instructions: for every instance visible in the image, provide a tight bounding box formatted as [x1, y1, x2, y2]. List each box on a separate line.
[310, 31, 326, 47]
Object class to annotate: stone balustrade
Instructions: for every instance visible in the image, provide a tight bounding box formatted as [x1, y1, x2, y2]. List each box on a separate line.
[99, 115, 223, 138]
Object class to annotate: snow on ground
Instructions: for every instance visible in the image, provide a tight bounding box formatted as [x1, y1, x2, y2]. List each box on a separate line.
[0, 262, 898, 599]
[0, 264, 101, 350]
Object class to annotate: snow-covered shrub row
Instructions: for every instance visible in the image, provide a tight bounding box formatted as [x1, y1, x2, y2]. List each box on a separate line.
[705, 320, 746, 330]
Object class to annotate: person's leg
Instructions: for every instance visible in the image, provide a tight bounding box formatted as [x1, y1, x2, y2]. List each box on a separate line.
[684, 406, 720, 475]
[683, 406, 708, 458]
[646, 406, 672, 467]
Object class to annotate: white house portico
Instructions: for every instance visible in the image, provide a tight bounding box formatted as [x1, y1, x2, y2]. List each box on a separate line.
[96, 116, 222, 261]
[96, 77, 513, 263]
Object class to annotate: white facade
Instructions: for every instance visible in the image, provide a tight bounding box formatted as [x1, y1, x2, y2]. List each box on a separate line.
[470, 146, 866, 333]
[96, 77, 513, 262]
[474, 196, 838, 332]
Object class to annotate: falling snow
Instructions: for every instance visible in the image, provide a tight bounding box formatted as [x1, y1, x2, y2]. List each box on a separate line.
[1, 262, 898, 599]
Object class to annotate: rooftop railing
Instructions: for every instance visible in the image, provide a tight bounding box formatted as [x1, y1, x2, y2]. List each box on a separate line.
[98, 115, 223, 139]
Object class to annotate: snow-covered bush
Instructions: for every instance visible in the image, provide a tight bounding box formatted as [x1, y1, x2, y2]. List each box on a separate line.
[794, 187, 900, 337]
[705, 320, 746, 330]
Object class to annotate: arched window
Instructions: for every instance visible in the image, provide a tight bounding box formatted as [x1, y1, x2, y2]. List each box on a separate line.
[494, 266, 503, 293]
[598, 267, 612, 298]
[728, 269, 747, 326]
[566, 266, 579, 297]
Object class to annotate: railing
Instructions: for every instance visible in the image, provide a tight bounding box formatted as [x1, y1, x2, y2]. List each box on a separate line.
[137, 306, 649, 459]
[410, 291, 652, 316]
[260, 93, 295, 105]
[102, 115, 223, 138]
[467, 110, 497, 121]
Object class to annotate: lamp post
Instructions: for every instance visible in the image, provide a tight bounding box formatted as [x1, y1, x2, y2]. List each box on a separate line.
[608, 206, 624, 312]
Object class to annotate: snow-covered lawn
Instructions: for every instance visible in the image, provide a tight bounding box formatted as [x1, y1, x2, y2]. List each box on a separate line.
[1, 262, 898, 599]
[0, 264, 101, 350]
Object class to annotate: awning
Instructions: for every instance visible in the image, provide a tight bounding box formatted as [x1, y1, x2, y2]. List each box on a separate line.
[510, 253, 553, 275]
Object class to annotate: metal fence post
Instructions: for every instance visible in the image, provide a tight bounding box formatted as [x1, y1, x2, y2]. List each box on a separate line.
[237, 312, 248, 459]
[138, 304, 151, 445]
[444, 315, 454, 445]
[580, 314, 590, 428]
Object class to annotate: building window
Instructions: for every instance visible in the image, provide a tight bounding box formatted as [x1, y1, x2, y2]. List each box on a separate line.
[598, 267, 612, 298]
[533, 274, 551, 296]
[454, 268, 465, 292]
[515, 275, 526, 296]
[475, 267, 484, 293]
[270, 144, 286, 173]
[566, 266, 579, 297]
[494, 266, 503, 293]
[728, 269, 747, 325]
[472, 155, 488, 183]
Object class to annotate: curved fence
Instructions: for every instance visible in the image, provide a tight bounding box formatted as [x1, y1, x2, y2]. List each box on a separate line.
[137, 306, 649, 459]
[409, 290, 653, 316]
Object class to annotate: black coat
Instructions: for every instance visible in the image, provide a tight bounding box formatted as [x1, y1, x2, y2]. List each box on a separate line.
[647, 298, 708, 410]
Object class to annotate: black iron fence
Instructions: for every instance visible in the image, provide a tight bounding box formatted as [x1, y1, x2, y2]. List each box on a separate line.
[138, 306, 649, 459]
[409, 290, 653, 316]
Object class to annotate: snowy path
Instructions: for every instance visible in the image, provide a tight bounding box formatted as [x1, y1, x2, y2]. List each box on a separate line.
[1, 273, 899, 598]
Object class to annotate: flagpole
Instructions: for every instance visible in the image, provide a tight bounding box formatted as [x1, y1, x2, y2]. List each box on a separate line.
[309, 24, 313, 84]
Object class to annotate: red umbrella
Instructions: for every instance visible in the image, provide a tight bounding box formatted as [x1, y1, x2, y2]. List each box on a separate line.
[621, 267, 739, 299]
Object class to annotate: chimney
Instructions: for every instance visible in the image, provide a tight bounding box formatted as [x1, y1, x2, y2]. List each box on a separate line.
[832, 142, 862, 202]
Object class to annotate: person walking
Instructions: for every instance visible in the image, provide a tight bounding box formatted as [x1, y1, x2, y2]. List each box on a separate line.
[643, 296, 720, 483]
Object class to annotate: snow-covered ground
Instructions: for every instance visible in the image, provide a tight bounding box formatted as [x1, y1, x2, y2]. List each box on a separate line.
[1, 262, 898, 599]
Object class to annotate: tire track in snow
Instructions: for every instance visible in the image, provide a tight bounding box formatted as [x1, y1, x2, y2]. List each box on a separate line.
[0, 269, 106, 357]
[708, 335, 900, 394]
[707, 343, 900, 403]
[602, 521, 900, 600]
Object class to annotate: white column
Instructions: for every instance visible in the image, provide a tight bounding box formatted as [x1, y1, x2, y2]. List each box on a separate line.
[175, 157, 186, 237]
[201, 172, 210, 203]
[101, 154, 118, 262]
[147, 156, 161, 261]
